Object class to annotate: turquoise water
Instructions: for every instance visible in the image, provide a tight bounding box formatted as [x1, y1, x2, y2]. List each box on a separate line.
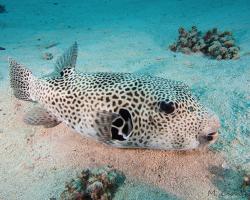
[0, 0, 250, 199]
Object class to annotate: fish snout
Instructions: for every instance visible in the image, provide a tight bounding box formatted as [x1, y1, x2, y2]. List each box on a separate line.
[209, 113, 221, 130]
[198, 113, 220, 146]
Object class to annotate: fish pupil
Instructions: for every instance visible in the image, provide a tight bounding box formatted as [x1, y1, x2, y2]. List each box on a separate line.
[159, 101, 175, 114]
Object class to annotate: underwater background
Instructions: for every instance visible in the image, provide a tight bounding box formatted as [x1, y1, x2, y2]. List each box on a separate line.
[0, 0, 249, 199]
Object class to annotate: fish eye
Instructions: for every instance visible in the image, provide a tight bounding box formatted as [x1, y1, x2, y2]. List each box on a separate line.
[159, 101, 175, 114]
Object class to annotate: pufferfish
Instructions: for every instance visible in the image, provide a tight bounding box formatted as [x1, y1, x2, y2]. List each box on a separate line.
[9, 42, 220, 150]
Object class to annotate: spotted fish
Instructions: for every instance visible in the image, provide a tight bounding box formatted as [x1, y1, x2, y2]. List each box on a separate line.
[9, 43, 220, 150]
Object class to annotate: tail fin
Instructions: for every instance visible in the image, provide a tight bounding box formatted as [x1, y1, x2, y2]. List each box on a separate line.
[9, 58, 35, 101]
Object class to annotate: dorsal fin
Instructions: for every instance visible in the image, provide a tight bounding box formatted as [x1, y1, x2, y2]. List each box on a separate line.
[44, 42, 78, 78]
[55, 42, 78, 73]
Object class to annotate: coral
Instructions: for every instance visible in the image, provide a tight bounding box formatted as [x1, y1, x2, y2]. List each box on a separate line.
[59, 166, 126, 200]
[169, 26, 240, 60]
[0, 4, 6, 13]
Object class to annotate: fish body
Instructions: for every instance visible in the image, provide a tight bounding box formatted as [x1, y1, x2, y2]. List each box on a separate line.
[9, 43, 220, 150]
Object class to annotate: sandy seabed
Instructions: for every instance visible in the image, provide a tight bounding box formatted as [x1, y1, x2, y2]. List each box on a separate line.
[0, 88, 224, 200]
[0, 0, 250, 199]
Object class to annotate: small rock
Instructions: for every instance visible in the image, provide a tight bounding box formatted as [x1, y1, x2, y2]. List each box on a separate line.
[0, 47, 5, 50]
[243, 175, 250, 187]
[42, 52, 53, 60]
[221, 161, 230, 169]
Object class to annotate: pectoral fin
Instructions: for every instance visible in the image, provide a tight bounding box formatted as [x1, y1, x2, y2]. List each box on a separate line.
[94, 109, 133, 146]
[24, 107, 61, 128]
[94, 111, 118, 142]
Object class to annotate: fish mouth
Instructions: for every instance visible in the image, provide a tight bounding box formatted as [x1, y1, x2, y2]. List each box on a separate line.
[198, 131, 219, 146]
[198, 112, 220, 146]
[206, 131, 219, 143]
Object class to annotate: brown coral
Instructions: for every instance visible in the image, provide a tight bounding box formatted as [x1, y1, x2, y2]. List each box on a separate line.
[169, 26, 240, 60]
[59, 166, 125, 200]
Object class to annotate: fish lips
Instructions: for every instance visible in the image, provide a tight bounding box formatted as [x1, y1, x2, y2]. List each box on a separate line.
[198, 131, 219, 146]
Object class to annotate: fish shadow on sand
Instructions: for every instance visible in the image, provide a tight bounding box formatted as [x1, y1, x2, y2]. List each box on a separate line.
[209, 165, 249, 199]
[114, 181, 181, 200]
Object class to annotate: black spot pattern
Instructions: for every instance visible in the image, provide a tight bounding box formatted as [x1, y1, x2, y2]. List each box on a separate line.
[111, 108, 133, 141]
[26, 68, 212, 150]
[112, 117, 124, 127]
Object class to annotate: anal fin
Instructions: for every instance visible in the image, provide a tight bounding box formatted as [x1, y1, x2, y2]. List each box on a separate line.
[24, 107, 61, 128]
